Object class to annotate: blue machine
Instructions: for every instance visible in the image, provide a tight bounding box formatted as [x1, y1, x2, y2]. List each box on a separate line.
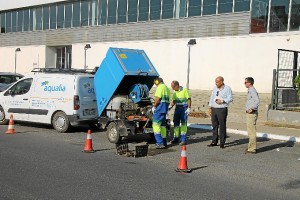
[94, 47, 161, 143]
[94, 47, 159, 115]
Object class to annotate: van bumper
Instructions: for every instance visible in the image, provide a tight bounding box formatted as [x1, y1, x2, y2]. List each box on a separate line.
[68, 115, 98, 126]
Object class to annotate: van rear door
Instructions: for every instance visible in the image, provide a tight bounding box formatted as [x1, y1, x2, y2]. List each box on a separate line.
[76, 76, 98, 119]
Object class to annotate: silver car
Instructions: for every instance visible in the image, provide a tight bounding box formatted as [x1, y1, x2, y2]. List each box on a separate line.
[0, 72, 24, 92]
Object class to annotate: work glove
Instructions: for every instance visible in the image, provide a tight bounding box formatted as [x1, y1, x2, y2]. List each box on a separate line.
[152, 107, 156, 113]
[185, 108, 191, 115]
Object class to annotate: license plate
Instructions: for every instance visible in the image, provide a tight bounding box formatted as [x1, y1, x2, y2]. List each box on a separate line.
[83, 109, 96, 116]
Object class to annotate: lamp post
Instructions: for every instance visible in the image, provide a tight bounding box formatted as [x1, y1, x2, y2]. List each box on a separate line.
[15, 48, 21, 74]
[84, 44, 91, 69]
[186, 39, 196, 90]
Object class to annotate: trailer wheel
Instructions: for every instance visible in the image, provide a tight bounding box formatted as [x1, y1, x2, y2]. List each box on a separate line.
[52, 111, 70, 133]
[0, 106, 9, 125]
[149, 133, 155, 142]
[106, 122, 120, 143]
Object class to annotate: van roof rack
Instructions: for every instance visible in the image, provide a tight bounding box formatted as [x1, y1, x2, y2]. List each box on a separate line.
[31, 68, 97, 74]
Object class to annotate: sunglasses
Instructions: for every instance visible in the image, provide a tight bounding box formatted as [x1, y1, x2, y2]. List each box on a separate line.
[216, 91, 219, 96]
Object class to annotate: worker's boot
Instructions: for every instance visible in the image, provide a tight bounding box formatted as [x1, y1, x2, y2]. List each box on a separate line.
[180, 134, 187, 146]
[171, 137, 179, 144]
[162, 138, 167, 148]
[154, 133, 165, 149]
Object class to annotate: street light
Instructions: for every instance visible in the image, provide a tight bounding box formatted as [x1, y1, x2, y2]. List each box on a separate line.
[186, 39, 196, 90]
[84, 44, 91, 69]
[15, 48, 21, 74]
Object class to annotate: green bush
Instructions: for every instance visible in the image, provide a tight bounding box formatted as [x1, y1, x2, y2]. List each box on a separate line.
[294, 74, 300, 98]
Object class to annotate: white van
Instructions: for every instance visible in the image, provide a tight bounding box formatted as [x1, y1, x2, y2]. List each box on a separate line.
[0, 69, 98, 132]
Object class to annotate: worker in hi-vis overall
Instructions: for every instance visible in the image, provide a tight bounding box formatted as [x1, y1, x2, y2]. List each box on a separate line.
[152, 77, 170, 149]
[169, 80, 191, 145]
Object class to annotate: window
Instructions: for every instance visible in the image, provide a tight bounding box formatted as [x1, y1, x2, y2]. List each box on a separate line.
[290, 0, 300, 31]
[17, 10, 23, 32]
[218, 0, 233, 14]
[203, 0, 217, 15]
[65, 3, 72, 28]
[139, 0, 149, 21]
[73, 1, 80, 27]
[188, 0, 201, 17]
[43, 6, 49, 30]
[234, 0, 250, 12]
[12, 11, 17, 32]
[128, 0, 138, 22]
[9, 78, 33, 96]
[36, 7, 43, 30]
[251, 0, 268, 33]
[150, 0, 161, 20]
[99, 0, 107, 25]
[162, 0, 174, 19]
[108, 0, 117, 24]
[118, 0, 127, 23]
[89, 0, 98, 26]
[50, 4, 57, 29]
[6, 12, 11, 32]
[0, 13, 5, 33]
[81, 0, 89, 26]
[23, 9, 29, 32]
[174, 0, 188, 18]
[269, 0, 289, 32]
[57, 4, 64, 28]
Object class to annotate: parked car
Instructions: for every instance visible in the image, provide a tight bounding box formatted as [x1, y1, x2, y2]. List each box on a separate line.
[0, 72, 24, 92]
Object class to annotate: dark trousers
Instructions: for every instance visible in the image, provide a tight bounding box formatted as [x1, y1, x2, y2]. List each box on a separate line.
[211, 107, 228, 145]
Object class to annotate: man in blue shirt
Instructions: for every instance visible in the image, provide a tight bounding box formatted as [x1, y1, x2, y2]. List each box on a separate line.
[244, 77, 260, 154]
[208, 76, 233, 149]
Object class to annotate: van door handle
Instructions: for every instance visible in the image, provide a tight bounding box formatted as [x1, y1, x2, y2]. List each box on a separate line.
[23, 99, 28, 100]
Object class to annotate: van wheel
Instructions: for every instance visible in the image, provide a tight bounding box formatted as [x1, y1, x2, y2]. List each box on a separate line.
[52, 111, 70, 133]
[106, 122, 120, 143]
[0, 106, 9, 125]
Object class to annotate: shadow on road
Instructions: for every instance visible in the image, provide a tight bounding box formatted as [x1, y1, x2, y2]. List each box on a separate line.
[257, 141, 295, 153]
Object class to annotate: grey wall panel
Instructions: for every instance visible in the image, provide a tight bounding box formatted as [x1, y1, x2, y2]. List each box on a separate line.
[0, 12, 250, 47]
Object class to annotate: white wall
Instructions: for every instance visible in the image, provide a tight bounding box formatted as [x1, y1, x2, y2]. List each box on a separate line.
[0, 46, 45, 73]
[2, 32, 300, 93]
[72, 32, 300, 93]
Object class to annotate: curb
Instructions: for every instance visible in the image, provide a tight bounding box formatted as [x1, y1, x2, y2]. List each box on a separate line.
[187, 123, 300, 143]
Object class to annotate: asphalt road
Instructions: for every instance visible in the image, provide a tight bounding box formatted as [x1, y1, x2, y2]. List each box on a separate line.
[0, 122, 300, 200]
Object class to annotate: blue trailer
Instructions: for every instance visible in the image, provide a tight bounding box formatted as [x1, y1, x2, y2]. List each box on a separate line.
[94, 47, 165, 143]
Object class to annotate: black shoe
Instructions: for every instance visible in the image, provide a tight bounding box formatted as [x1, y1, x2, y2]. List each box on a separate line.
[220, 144, 225, 149]
[207, 143, 217, 147]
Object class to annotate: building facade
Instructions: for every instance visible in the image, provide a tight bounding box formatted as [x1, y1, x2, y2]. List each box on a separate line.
[0, 0, 300, 92]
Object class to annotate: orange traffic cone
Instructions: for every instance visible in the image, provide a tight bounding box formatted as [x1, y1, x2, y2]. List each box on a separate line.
[83, 130, 95, 153]
[6, 114, 16, 134]
[175, 145, 192, 173]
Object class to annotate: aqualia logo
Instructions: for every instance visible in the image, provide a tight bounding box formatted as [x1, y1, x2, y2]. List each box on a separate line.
[84, 83, 94, 94]
[42, 81, 66, 92]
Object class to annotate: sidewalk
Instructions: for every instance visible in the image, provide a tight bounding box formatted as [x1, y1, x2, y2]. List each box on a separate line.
[187, 118, 300, 143]
[168, 89, 300, 143]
